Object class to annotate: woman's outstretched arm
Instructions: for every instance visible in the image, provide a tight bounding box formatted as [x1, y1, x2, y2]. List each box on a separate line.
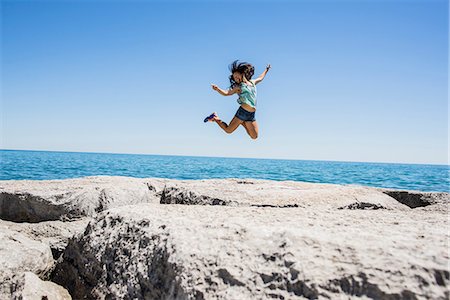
[211, 84, 239, 96]
[253, 64, 271, 85]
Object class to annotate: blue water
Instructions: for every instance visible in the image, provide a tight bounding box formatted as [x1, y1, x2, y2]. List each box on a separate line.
[0, 149, 448, 193]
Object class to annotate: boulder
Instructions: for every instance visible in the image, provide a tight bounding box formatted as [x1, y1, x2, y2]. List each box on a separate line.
[160, 178, 411, 210]
[0, 223, 54, 278]
[10, 272, 71, 300]
[0, 218, 91, 259]
[377, 188, 449, 208]
[0, 176, 166, 222]
[0, 223, 54, 297]
[1, 176, 447, 299]
[51, 203, 449, 299]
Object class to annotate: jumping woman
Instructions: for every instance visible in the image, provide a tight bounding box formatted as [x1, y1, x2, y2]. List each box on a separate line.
[204, 60, 271, 139]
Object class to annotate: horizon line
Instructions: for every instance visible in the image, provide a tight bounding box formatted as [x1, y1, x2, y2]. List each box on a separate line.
[1, 148, 448, 167]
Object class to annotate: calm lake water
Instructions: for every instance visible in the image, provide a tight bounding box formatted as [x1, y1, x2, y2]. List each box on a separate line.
[0, 149, 448, 192]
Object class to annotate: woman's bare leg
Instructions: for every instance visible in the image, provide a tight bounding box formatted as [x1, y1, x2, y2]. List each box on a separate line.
[213, 115, 244, 134]
[241, 121, 259, 139]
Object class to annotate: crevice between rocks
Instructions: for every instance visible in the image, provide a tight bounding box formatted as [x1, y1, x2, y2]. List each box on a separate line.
[338, 202, 386, 210]
[50, 216, 200, 299]
[160, 186, 238, 206]
[251, 204, 299, 208]
[259, 269, 426, 299]
[381, 190, 448, 209]
[322, 272, 420, 300]
[0, 192, 73, 223]
[159, 186, 301, 208]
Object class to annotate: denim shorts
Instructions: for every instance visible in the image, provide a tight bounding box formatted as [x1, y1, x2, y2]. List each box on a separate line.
[235, 106, 256, 122]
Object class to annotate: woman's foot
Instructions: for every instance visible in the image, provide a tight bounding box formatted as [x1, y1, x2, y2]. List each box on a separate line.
[204, 112, 219, 123]
[212, 113, 221, 122]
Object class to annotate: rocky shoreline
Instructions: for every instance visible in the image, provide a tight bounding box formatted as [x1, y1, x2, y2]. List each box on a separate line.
[0, 176, 448, 299]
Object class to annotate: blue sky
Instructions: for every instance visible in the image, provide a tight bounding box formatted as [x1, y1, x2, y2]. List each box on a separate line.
[1, 0, 448, 165]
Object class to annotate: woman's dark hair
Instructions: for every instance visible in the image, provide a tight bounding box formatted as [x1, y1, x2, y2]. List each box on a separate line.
[229, 60, 255, 88]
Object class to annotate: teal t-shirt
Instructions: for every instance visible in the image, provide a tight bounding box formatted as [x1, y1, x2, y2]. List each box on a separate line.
[237, 80, 257, 108]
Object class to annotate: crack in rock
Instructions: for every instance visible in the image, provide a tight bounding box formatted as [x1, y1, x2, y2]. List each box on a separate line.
[236, 180, 254, 184]
[50, 215, 196, 299]
[382, 190, 449, 208]
[0, 192, 75, 223]
[338, 202, 387, 210]
[323, 272, 420, 299]
[160, 186, 238, 206]
[217, 268, 245, 286]
[251, 204, 299, 208]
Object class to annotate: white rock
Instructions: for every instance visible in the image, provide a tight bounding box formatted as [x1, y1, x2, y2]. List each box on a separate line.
[160, 178, 411, 210]
[0, 176, 166, 222]
[0, 218, 91, 259]
[0, 224, 54, 297]
[10, 272, 71, 300]
[1, 176, 447, 299]
[0, 224, 54, 278]
[52, 203, 449, 299]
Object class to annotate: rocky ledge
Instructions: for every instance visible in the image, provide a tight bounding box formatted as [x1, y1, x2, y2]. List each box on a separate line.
[0, 176, 448, 299]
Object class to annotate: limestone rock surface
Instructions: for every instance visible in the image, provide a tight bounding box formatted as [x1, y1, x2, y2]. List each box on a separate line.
[10, 271, 72, 300]
[0, 223, 54, 297]
[160, 178, 411, 210]
[51, 203, 449, 299]
[0, 176, 166, 222]
[0, 218, 91, 259]
[0, 176, 447, 299]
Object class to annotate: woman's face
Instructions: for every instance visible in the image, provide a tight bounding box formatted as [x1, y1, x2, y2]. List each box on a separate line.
[233, 72, 243, 83]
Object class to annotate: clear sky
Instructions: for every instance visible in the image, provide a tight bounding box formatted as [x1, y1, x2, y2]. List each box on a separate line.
[1, 0, 448, 165]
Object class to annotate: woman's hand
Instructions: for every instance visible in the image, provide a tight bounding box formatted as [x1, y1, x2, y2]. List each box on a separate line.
[211, 84, 219, 91]
[266, 64, 271, 71]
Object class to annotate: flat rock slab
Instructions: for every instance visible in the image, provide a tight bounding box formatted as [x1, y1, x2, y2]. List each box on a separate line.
[1, 176, 448, 299]
[9, 272, 72, 300]
[0, 222, 54, 279]
[0, 176, 166, 222]
[0, 218, 89, 299]
[0, 223, 55, 296]
[2, 176, 448, 225]
[160, 178, 411, 210]
[377, 188, 449, 208]
[52, 203, 449, 299]
[0, 218, 91, 259]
